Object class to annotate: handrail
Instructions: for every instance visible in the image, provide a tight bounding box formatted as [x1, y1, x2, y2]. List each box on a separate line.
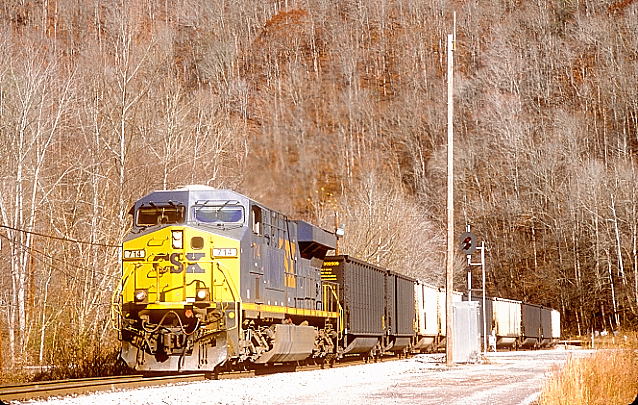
[110, 264, 136, 330]
[323, 284, 343, 339]
[215, 261, 238, 303]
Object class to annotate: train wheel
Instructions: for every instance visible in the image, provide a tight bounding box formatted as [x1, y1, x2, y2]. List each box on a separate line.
[330, 354, 336, 368]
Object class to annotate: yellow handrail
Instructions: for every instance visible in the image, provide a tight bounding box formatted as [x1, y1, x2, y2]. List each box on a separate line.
[215, 261, 238, 302]
[323, 284, 344, 339]
[110, 264, 136, 330]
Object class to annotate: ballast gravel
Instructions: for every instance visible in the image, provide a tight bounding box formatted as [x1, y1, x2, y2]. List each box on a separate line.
[16, 348, 590, 405]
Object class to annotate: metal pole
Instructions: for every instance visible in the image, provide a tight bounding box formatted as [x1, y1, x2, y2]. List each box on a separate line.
[481, 241, 487, 353]
[466, 225, 471, 302]
[445, 12, 457, 367]
[467, 266, 472, 302]
[334, 211, 340, 255]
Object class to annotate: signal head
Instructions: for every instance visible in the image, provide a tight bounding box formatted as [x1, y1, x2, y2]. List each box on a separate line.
[459, 231, 477, 255]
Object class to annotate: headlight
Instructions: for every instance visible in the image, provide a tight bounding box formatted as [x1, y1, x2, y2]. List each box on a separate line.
[196, 288, 209, 301]
[134, 289, 148, 303]
[172, 230, 183, 249]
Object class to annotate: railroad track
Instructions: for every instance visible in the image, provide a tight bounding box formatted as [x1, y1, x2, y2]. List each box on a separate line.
[0, 355, 397, 402]
[0, 373, 206, 402]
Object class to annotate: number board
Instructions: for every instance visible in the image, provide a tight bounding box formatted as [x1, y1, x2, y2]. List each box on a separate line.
[213, 248, 237, 258]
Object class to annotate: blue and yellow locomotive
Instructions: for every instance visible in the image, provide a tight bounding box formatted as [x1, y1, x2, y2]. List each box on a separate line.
[114, 186, 340, 372]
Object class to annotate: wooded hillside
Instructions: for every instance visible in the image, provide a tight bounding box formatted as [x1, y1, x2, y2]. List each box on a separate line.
[0, 0, 636, 374]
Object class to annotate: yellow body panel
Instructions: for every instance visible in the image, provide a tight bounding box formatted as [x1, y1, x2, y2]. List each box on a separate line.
[122, 226, 241, 305]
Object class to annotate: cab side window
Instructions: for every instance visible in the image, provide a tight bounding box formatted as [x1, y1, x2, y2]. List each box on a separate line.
[251, 205, 262, 235]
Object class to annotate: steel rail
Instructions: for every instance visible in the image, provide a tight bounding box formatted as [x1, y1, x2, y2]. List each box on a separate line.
[0, 355, 397, 401]
[0, 374, 206, 402]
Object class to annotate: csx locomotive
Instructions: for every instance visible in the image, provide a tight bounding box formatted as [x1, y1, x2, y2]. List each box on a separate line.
[113, 186, 560, 373]
[114, 186, 341, 372]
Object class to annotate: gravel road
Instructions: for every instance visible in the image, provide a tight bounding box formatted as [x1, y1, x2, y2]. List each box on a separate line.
[18, 348, 590, 405]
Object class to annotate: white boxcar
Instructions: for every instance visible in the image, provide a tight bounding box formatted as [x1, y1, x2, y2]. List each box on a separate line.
[438, 288, 463, 337]
[550, 309, 561, 340]
[414, 281, 439, 350]
[492, 298, 522, 348]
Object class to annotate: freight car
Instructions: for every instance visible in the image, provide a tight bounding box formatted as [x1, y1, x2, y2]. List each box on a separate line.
[521, 303, 543, 348]
[413, 281, 440, 351]
[463, 296, 561, 349]
[492, 298, 522, 348]
[319, 255, 415, 360]
[113, 186, 561, 374]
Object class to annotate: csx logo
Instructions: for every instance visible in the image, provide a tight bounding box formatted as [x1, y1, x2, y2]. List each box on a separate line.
[154, 253, 205, 274]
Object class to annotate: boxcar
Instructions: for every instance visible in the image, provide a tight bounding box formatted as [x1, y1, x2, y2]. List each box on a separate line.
[492, 298, 522, 348]
[414, 281, 439, 351]
[520, 303, 542, 348]
[321, 255, 387, 357]
[540, 307, 553, 347]
[385, 271, 416, 353]
[550, 309, 561, 344]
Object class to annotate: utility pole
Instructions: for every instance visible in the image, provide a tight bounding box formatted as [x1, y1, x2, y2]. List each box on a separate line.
[445, 27, 455, 366]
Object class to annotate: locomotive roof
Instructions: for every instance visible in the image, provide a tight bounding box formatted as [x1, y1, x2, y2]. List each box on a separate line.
[131, 186, 252, 211]
[129, 186, 337, 251]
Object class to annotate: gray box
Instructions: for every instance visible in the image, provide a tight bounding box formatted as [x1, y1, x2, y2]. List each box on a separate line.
[452, 301, 481, 363]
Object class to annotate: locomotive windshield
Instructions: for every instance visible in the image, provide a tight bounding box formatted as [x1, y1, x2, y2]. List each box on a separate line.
[136, 205, 185, 226]
[194, 205, 244, 223]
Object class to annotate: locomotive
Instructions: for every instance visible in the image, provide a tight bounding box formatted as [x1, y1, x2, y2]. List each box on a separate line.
[113, 186, 560, 373]
[114, 186, 339, 372]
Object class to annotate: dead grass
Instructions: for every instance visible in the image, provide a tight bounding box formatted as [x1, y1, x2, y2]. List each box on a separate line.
[539, 332, 638, 405]
[32, 335, 128, 381]
[0, 332, 128, 384]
